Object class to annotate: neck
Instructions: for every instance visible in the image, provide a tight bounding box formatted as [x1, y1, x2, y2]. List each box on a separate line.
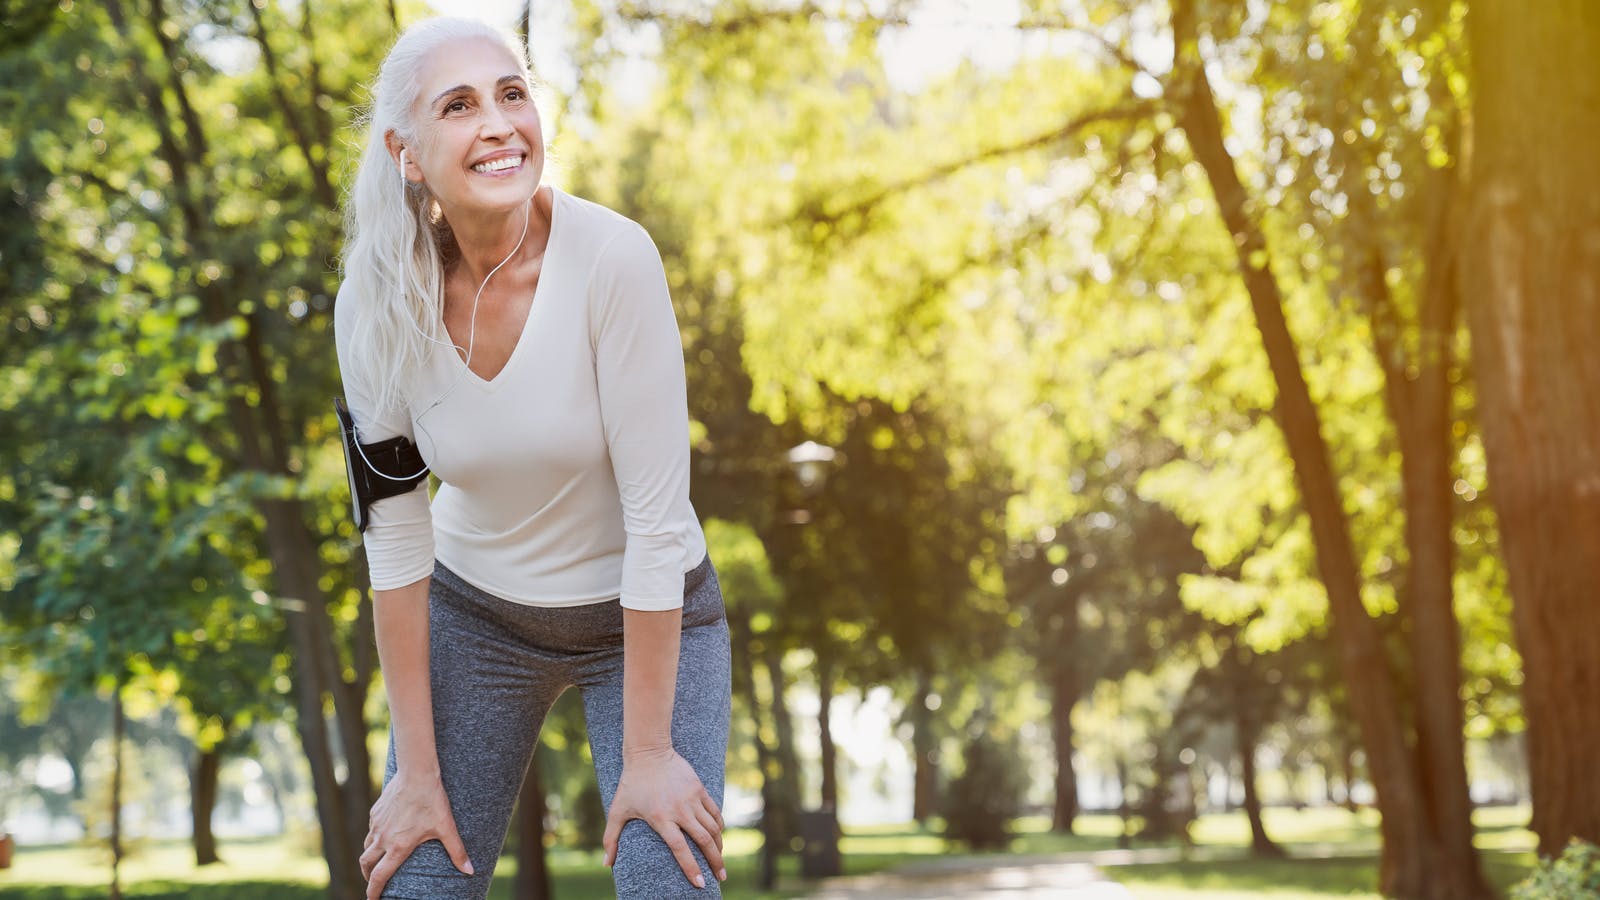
[444, 188, 548, 285]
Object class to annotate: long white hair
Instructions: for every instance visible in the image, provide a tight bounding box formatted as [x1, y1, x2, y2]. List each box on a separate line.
[339, 17, 533, 415]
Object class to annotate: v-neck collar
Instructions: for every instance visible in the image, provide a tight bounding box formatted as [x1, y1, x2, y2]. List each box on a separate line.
[449, 184, 562, 393]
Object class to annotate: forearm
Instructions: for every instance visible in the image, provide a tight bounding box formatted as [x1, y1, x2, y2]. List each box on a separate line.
[374, 575, 439, 777]
[622, 607, 682, 757]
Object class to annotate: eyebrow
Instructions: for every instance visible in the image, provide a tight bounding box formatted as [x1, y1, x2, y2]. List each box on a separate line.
[430, 75, 527, 108]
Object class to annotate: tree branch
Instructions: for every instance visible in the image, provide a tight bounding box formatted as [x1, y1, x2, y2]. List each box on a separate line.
[246, 1, 336, 208]
[787, 99, 1162, 231]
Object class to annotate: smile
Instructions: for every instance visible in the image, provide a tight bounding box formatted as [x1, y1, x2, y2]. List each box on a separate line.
[471, 154, 524, 174]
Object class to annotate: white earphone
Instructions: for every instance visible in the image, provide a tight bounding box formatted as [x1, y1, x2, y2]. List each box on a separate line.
[354, 146, 531, 482]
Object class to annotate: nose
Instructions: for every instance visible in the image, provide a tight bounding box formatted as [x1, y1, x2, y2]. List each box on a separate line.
[480, 102, 514, 140]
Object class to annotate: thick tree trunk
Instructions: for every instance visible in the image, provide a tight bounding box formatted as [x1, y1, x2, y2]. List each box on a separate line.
[910, 671, 939, 824]
[109, 685, 124, 900]
[513, 757, 551, 900]
[1171, 4, 1443, 894]
[1049, 646, 1079, 833]
[1462, 0, 1600, 857]
[191, 745, 222, 865]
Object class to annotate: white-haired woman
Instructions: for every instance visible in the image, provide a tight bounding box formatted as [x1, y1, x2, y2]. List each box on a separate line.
[334, 17, 729, 900]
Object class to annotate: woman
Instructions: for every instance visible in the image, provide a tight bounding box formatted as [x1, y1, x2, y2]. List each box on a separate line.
[333, 17, 730, 900]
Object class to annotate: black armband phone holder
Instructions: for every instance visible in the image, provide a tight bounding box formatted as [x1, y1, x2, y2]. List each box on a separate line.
[334, 397, 430, 532]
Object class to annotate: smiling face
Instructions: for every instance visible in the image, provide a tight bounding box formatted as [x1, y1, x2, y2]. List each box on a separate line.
[396, 36, 544, 221]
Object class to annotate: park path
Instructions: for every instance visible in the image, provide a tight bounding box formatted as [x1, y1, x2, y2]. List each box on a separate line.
[799, 843, 1394, 898]
[800, 853, 1137, 899]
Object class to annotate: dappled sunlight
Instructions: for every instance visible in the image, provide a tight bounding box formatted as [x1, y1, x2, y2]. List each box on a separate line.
[3, 0, 1594, 898]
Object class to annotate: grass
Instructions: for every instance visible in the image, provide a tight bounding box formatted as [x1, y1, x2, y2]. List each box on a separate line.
[0, 806, 1540, 899]
[0, 829, 812, 900]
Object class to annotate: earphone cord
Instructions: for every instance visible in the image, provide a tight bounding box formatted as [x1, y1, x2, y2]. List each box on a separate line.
[353, 198, 532, 482]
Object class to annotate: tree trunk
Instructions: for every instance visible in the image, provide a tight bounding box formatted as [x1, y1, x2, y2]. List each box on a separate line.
[817, 645, 839, 814]
[109, 5, 372, 894]
[1341, 738, 1360, 813]
[910, 671, 939, 824]
[513, 755, 551, 900]
[191, 745, 223, 865]
[1333, 51, 1489, 883]
[109, 684, 124, 900]
[1235, 709, 1283, 858]
[264, 501, 369, 900]
[1114, 755, 1132, 849]
[1049, 651, 1079, 833]
[728, 603, 780, 889]
[1361, 217, 1489, 895]
[1171, 3, 1443, 894]
[1462, 0, 1600, 858]
[764, 641, 802, 837]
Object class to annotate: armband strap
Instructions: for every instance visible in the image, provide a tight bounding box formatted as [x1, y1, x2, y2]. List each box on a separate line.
[334, 397, 430, 532]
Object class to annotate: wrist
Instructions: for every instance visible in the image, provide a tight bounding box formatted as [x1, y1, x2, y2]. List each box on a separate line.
[623, 742, 674, 763]
[394, 760, 441, 782]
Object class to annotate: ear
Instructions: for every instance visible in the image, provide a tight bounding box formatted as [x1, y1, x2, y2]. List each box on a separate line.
[384, 130, 416, 184]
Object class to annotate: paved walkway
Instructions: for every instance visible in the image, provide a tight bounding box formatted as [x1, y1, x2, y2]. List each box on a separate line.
[800, 843, 1389, 897]
[802, 856, 1133, 899]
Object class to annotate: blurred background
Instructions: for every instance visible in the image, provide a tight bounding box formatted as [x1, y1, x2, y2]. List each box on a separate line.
[2, 0, 1597, 898]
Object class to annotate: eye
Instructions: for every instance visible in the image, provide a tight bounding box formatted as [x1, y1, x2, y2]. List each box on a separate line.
[503, 87, 526, 102]
[444, 98, 468, 114]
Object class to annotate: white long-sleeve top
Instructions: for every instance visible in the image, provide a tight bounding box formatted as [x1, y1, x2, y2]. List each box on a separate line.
[333, 187, 707, 611]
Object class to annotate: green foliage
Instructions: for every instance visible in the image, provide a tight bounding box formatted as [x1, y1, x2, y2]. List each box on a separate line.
[940, 721, 1027, 851]
[0, 0, 1540, 884]
[1512, 840, 1600, 900]
[571, 781, 605, 852]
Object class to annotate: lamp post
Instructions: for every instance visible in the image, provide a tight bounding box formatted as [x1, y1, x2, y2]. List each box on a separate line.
[787, 440, 837, 493]
[784, 440, 842, 879]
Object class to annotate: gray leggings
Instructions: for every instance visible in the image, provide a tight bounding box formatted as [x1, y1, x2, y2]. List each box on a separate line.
[379, 553, 731, 899]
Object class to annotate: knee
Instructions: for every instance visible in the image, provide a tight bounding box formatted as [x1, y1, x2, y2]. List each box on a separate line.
[378, 840, 491, 900]
[612, 819, 721, 899]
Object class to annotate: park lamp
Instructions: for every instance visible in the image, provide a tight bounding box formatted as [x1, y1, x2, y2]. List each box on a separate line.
[786, 440, 837, 494]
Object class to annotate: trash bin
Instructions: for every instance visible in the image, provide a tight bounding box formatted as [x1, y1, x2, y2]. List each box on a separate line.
[797, 808, 840, 878]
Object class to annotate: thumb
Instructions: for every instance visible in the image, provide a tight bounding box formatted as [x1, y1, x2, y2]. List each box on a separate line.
[438, 815, 475, 876]
[602, 808, 624, 868]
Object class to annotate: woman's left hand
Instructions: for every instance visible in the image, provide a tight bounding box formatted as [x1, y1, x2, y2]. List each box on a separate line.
[603, 746, 726, 889]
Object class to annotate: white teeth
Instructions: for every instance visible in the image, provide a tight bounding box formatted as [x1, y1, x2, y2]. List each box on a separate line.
[472, 156, 522, 173]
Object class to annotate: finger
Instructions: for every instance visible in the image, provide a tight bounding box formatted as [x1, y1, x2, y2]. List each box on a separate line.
[437, 815, 476, 876]
[366, 852, 403, 900]
[658, 822, 708, 889]
[359, 842, 381, 882]
[603, 810, 623, 868]
[700, 791, 725, 833]
[694, 804, 724, 853]
[364, 830, 376, 852]
[683, 815, 727, 882]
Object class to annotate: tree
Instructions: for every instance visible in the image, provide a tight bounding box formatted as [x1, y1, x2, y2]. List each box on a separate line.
[0, 3, 399, 894]
[1461, 0, 1600, 857]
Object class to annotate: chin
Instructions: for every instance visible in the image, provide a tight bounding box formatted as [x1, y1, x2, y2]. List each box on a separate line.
[471, 175, 541, 211]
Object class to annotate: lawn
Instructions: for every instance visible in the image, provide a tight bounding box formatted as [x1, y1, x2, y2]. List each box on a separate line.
[0, 806, 1540, 898]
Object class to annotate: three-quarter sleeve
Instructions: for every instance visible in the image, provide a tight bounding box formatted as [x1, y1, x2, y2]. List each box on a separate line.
[333, 279, 436, 590]
[590, 223, 693, 611]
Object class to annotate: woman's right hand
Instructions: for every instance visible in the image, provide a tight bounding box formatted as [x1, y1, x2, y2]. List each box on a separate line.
[360, 769, 474, 900]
